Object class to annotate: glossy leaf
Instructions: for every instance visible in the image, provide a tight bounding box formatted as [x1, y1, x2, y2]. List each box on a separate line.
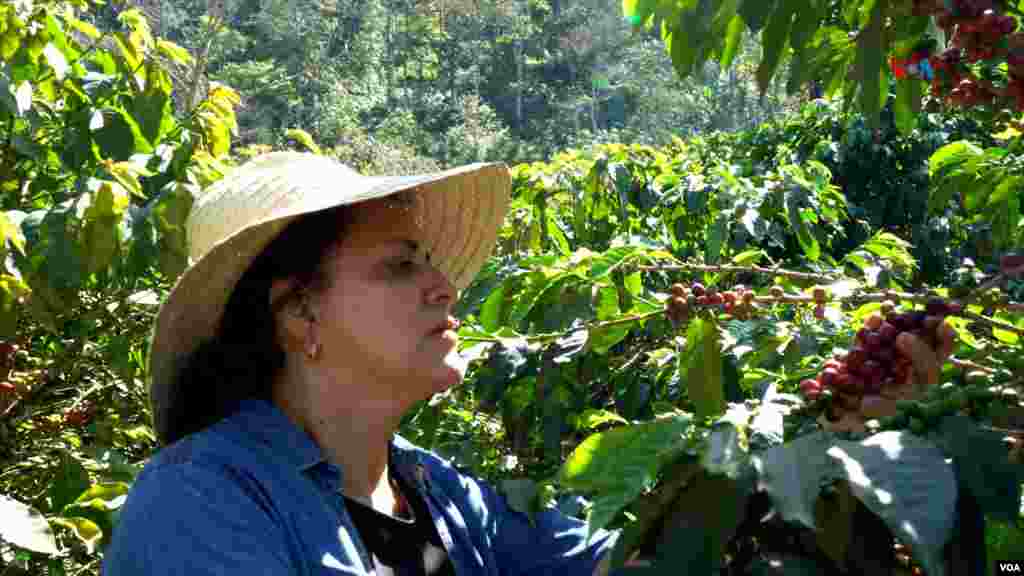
[756, 0, 795, 94]
[929, 416, 1022, 522]
[827, 431, 956, 576]
[79, 181, 129, 277]
[738, 0, 778, 33]
[51, 517, 101, 554]
[855, 0, 886, 130]
[559, 413, 694, 536]
[49, 451, 91, 514]
[680, 318, 725, 420]
[720, 15, 744, 69]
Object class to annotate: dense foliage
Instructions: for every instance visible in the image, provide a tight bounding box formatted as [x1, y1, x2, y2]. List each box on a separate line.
[0, 0, 1021, 575]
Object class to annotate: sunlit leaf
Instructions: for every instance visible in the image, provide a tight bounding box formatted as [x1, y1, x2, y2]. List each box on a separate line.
[574, 409, 628, 430]
[51, 517, 101, 554]
[155, 39, 193, 65]
[49, 451, 90, 514]
[680, 318, 726, 420]
[559, 414, 694, 536]
[42, 43, 68, 80]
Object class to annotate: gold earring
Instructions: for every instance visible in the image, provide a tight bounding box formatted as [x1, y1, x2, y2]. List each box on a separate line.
[306, 341, 321, 361]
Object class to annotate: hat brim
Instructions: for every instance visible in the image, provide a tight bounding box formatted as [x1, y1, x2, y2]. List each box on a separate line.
[148, 158, 511, 444]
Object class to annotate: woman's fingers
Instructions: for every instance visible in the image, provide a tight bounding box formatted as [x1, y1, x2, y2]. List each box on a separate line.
[895, 332, 940, 391]
[937, 320, 956, 361]
[864, 313, 883, 330]
[860, 394, 898, 419]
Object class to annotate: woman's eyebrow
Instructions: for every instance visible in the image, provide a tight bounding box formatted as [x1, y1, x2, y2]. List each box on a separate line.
[384, 239, 419, 252]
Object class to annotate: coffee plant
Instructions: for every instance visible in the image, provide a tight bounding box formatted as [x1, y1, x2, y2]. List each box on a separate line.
[0, 1, 1021, 575]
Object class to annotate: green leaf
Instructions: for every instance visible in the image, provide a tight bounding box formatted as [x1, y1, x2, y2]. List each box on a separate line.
[587, 321, 633, 355]
[680, 318, 726, 420]
[540, 348, 566, 462]
[893, 77, 922, 136]
[739, 0, 778, 33]
[155, 39, 193, 65]
[730, 248, 766, 266]
[622, 0, 659, 26]
[929, 141, 983, 180]
[827, 431, 956, 576]
[0, 274, 29, 339]
[789, 1, 822, 52]
[94, 108, 139, 160]
[67, 16, 101, 40]
[130, 86, 173, 147]
[720, 15, 744, 69]
[788, 200, 820, 261]
[49, 451, 91, 514]
[153, 184, 195, 281]
[284, 128, 321, 155]
[705, 216, 727, 265]
[652, 468, 756, 573]
[30, 206, 84, 300]
[751, 431, 837, 530]
[756, 0, 796, 94]
[476, 337, 530, 407]
[748, 384, 794, 450]
[0, 210, 26, 255]
[51, 516, 101, 554]
[589, 246, 639, 279]
[13, 81, 32, 116]
[574, 409, 628, 430]
[859, 231, 916, 271]
[42, 43, 68, 81]
[69, 482, 130, 512]
[558, 414, 694, 536]
[79, 181, 129, 277]
[855, 0, 886, 129]
[0, 495, 60, 555]
[702, 410, 751, 479]
[480, 284, 506, 333]
[946, 316, 982, 349]
[929, 416, 1022, 522]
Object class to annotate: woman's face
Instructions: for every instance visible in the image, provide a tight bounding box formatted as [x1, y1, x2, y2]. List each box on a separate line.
[304, 195, 464, 407]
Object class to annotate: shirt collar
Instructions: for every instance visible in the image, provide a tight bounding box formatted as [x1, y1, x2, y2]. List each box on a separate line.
[228, 398, 327, 472]
[226, 399, 428, 487]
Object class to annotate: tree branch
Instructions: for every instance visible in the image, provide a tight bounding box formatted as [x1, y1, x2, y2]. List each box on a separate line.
[636, 263, 839, 283]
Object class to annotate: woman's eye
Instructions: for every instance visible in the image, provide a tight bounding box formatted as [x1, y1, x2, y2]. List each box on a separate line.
[394, 259, 418, 273]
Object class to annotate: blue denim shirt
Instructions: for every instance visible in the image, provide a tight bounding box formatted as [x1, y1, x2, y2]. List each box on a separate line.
[102, 398, 620, 575]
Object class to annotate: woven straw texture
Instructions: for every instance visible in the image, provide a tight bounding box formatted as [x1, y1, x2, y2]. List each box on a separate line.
[148, 152, 511, 443]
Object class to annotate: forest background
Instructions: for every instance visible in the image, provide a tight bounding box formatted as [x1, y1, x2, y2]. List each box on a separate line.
[1, 0, 1023, 574]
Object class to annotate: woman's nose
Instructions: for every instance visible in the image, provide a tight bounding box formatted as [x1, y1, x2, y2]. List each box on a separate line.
[426, 264, 457, 304]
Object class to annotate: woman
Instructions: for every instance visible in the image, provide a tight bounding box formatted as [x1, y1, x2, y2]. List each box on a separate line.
[102, 152, 953, 575]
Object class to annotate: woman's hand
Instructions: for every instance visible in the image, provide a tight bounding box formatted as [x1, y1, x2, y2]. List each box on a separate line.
[821, 312, 956, 433]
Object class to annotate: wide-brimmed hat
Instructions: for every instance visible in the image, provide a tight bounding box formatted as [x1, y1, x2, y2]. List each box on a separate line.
[148, 151, 512, 444]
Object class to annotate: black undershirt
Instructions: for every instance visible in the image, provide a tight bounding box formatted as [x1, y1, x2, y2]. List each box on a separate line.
[342, 469, 456, 576]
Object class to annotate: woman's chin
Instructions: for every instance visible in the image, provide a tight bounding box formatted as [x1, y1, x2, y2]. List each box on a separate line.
[424, 351, 464, 393]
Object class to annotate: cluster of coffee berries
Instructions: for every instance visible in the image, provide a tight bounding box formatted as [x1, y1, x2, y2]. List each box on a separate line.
[799, 298, 961, 416]
[666, 282, 760, 326]
[908, 0, 1024, 110]
[63, 401, 97, 428]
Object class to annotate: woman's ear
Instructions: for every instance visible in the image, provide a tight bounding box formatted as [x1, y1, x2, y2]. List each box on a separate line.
[270, 279, 317, 355]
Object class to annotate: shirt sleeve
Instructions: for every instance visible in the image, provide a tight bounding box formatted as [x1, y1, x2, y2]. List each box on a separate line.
[480, 479, 620, 576]
[102, 462, 294, 576]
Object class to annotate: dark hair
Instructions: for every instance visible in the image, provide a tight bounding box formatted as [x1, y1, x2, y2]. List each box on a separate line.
[163, 205, 353, 445]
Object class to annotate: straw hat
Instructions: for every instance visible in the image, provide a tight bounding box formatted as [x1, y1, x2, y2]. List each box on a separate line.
[148, 151, 512, 444]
